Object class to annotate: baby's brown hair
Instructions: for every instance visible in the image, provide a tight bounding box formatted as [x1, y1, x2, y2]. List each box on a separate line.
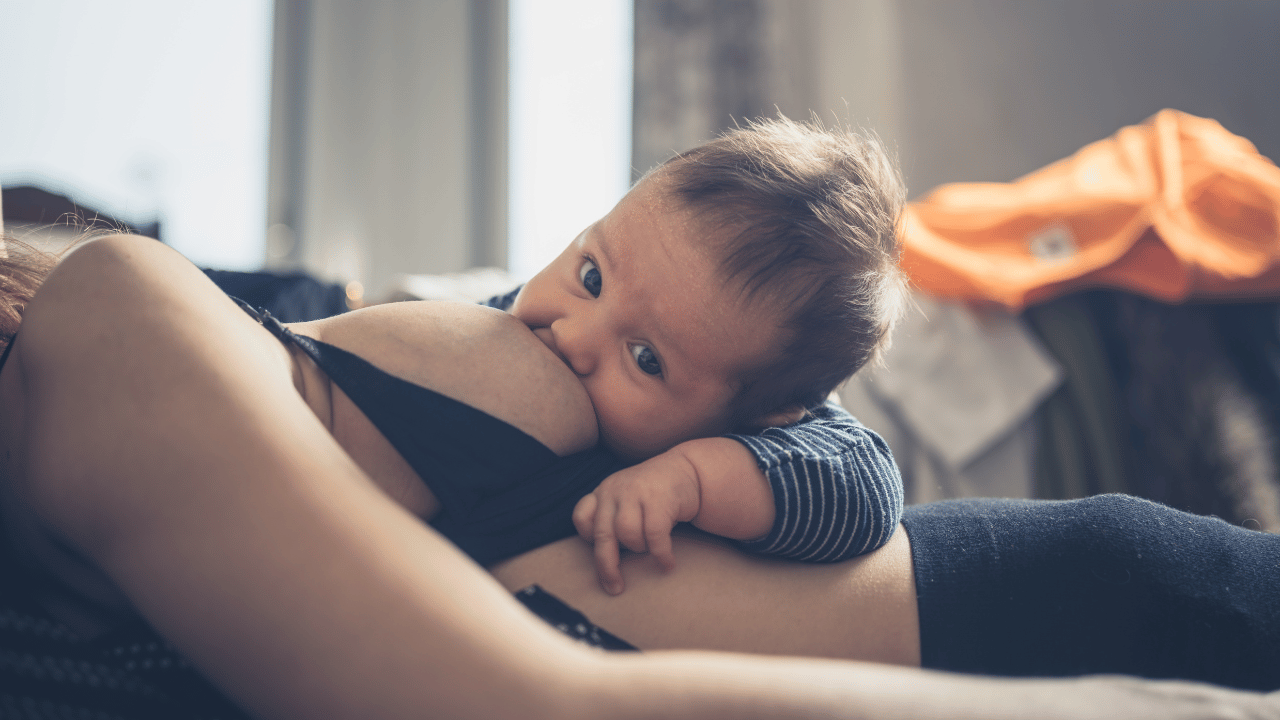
[656, 115, 907, 425]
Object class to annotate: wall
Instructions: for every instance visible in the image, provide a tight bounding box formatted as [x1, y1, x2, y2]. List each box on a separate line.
[635, 0, 1280, 199]
[811, 0, 1279, 197]
[271, 1, 1280, 294]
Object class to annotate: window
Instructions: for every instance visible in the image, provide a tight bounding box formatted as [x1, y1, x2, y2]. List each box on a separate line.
[0, 0, 272, 269]
[507, 0, 633, 281]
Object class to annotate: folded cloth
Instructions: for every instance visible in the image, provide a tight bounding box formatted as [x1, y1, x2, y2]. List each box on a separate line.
[902, 109, 1280, 309]
[841, 290, 1061, 502]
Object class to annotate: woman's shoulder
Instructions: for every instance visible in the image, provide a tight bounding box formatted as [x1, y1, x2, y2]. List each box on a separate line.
[18, 235, 250, 371]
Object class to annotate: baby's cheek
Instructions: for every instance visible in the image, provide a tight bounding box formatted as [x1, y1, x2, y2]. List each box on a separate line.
[597, 417, 640, 460]
[595, 410, 658, 462]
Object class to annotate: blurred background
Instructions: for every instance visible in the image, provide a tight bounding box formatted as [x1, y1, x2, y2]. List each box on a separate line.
[4, 0, 1276, 294]
[4, 0, 1280, 518]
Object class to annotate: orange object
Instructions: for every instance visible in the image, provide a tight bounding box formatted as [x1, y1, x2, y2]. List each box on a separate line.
[900, 109, 1280, 309]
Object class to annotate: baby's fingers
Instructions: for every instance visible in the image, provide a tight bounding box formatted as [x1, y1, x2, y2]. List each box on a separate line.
[592, 500, 625, 595]
[573, 493, 599, 541]
[593, 537, 625, 596]
[645, 511, 677, 571]
[613, 502, 649, 556]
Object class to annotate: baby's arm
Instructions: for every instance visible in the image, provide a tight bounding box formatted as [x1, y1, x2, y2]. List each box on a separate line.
[576, 402, 903, 592]
[572, 437, 773, 594]
[728, 401, 904, 561]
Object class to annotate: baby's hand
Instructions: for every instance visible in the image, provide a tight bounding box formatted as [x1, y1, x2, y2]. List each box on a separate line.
[572, 451, 701, 595]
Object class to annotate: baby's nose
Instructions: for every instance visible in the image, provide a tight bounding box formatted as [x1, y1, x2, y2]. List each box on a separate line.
[547, 320, 596, 377]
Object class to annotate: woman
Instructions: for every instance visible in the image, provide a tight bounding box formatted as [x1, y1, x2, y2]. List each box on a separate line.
[0, 234, 1276, 719]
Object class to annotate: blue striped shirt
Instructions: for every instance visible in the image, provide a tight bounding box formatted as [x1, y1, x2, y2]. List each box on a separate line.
[488, 287, 904, 563]
[729, 402, 903, 561]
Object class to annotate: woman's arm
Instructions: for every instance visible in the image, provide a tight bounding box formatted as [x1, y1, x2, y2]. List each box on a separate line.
[14, 236, 595, 718]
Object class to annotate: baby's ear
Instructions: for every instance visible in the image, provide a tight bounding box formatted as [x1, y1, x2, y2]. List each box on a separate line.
[749, 405, 808, 429]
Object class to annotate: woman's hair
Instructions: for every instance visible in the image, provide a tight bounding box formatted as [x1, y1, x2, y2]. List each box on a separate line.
[0, 235, 64, 355]
[655, 115, 908, 423]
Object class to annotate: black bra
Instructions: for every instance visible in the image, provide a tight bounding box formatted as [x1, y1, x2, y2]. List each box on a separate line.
[235, 299, 625, 565]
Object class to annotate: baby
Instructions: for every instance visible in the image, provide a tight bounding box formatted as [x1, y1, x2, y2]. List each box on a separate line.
[493, 115, 908, 593]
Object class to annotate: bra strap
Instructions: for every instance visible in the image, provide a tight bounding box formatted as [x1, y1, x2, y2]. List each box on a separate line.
[232, 296, 294, 343]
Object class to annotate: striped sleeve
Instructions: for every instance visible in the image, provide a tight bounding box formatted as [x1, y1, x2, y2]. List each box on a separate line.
[727, 401, 904, 562]
[484, 287, 522, 311]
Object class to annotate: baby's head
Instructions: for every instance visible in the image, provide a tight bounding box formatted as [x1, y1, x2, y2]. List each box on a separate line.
[512, 115, 906, 460]
[660, 115, 908, 427]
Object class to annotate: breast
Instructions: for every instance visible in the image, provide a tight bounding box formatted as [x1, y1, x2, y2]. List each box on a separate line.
[300, 300, 599, 457]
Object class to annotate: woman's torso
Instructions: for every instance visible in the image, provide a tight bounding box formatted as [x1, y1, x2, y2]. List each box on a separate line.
[489, 524, 921, 666]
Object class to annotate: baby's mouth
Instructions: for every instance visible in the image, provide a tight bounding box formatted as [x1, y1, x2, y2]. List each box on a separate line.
[530, 327, 565, 363]
[530, 326, 589, 380]
[528, 326, 607, 432]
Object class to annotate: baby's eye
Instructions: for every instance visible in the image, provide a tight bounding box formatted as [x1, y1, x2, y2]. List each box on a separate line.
[579, 258, 602, 298]
[631, 344, 662, 376]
